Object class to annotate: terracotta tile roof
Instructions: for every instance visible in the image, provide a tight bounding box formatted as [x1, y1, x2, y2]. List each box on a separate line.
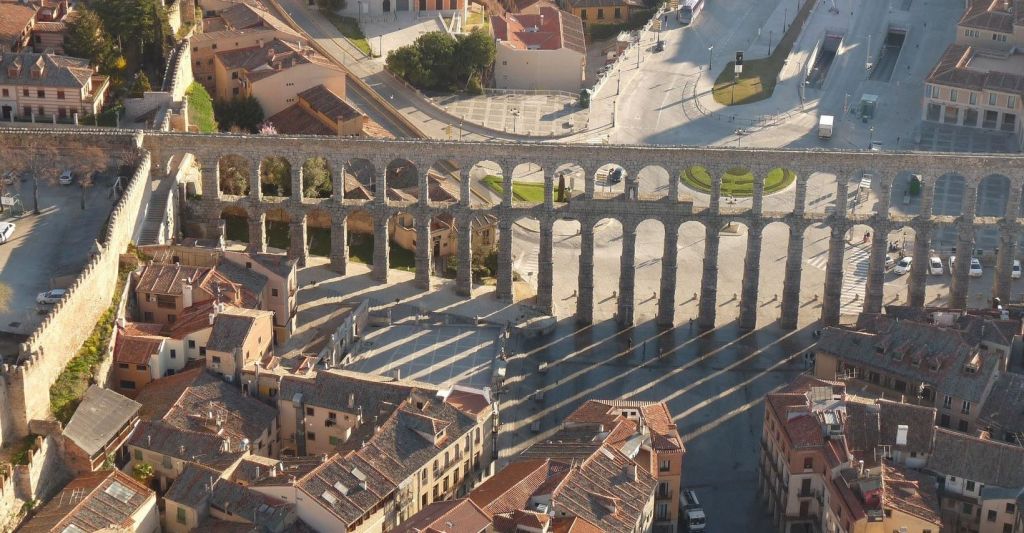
[491, 509, 549, 532]
[205, 309, 261, 352]
[208, 477, 295, 530]
[113, 334, 163, 365]
[0, 51, 103, 89]
[926, 44, 1024, 97]
[786, 414, 825, 448]
[491, 7, 585, 54]
[926, 427, 1024, 488]
[467, 459, 550, 514]
[168, 299, 219, 339]
[19, 469, 154, 533]
[298, 84, 362, 120]
[566, 399, 684, 452]
[978, 371, 1024, 440]
[0, 5, 35, 50]
[550, 445, 658, 533]
[564, 0, 642, 10]
[229, 454, 279, 485]
[295, 452, 397, 527]
[881, 462, 941, 525]
[958, 0, 1022, 33]
[128, 419, 245, 469]
[165, 462, 221, 508]
[391, 498, 490, 532]
[63, 386, 141, 457]
[32, 21, 65, 33]
[268, 103, 336, 135]
[444, 388, 492, 418]
[122, 321, 165, 337]
[136, 263, 208, 295]
[550, 515, 603, 533]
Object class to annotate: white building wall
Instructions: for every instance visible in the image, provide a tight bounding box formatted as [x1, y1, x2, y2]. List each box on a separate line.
[250, 63, 347, 117]
[493, 45, 584, 93]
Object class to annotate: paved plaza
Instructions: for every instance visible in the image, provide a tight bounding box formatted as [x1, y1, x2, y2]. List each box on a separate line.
[432, 93, 588, 137]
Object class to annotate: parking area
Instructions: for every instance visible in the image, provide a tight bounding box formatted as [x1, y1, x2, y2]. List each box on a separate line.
[916, 122, 1019, 153]
[0, 171, 119, 347]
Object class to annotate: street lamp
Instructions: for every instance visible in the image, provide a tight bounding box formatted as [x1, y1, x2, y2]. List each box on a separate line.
[868, 126, 875, 148]
[511, 108, 520, 133]
[708, 45, 713, 71]
[768, 30, 773, 56]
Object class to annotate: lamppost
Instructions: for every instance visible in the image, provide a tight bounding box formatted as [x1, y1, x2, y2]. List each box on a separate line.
[868, 126, 875, 148]
[783, 7, 787, 32]
[511, 108, 520, 133]
[708, 45, 713, 71]
[768, 30, 773, 56]
[459, 119, 464, 141]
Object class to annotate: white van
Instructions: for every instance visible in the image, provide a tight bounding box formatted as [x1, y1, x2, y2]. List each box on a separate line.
[681, 489, 706, 531]
[0, 222, 14, 244]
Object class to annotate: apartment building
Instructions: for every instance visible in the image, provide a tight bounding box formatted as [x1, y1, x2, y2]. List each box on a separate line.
[562, 0, 643, 25]
[18, 469, 159, 533]
[560, 399, 686, 531]
[213, 37, 347, 116]
[250, 382, 494, 532]
[162, 462, 297, 533]
[268, 84, 371, 136]
[491, 6, 586, 92]
[0, 3, 36, 52]
[0, 51, 109, 121]
[759, 379, 943, 533]
[134, 262, 257, 325]
[813, 308, 1019, 436]
[923, 0, 1024, 148]
[61, 385, 141, 475]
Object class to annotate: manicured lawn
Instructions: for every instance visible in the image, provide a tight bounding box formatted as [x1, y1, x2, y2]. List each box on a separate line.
[322, 11, 373, 57]
[680, 166, 796, 197]
[482, 175, 546, 203]
[185, 82, 218, 133]
[711, 0, 815, 105]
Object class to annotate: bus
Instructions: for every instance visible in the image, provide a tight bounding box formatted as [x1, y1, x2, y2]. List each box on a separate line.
[679, 0, 703, 25]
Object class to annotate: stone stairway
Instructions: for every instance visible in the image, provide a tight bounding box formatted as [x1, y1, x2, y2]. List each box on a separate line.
[138, 179, 170, 245]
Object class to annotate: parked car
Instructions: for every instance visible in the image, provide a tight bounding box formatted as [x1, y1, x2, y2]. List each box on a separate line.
[894, 257, 912, 275]
[948, 256, 956, 274]
[884, 256, 895, 270]
[36, 289, 67, 304]
[681, 489, 706, 532]
[607, 167, 623, 183]
[1013, 260, 1021, 280]
[58, 170, 74, 185]
[0, 222, 13, 243]
[929, 256, 943, 275]
[969, 258, 983, 278]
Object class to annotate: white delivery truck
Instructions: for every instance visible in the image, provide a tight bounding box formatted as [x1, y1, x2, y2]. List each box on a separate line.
[818, 115, 834, 138]
[681, 489, 707, 531]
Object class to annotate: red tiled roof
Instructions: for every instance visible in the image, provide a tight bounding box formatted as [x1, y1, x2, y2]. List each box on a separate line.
[113, 335, 162, 365]
[468, 459, 550, 515]
[491, 6, 585, 54]
[0, 4, 35, 49]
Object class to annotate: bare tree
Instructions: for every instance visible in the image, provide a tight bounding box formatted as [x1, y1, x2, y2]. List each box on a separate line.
[70, 144, 109, 210]
[9, 139, 60, 214]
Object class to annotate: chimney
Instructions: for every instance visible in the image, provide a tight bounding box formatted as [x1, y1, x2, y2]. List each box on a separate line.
[183, 282, 193, 308]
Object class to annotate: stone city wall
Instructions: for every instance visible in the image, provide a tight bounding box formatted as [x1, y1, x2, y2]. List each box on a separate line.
[0, 129, 147, 446]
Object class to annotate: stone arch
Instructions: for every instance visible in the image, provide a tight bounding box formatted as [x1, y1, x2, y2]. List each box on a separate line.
[632, 218, 665, 321]
[549, 216, 582, 316]
[551, 163, 584, 204]
[757, 221, 791, 319]
[260, 156, 293, 198]
[306, 208, 332, 257]
[386, 158, 419, 200]
[264, 207, 292, 252]
[468, 160, 505, 207]
[888, 169, 928, 217]
[220, 205, 250, 244]
[636, 166, 670, 201]
[675, 220, 707, 323]
[426, 160, 460, 205]
[512, 214, 542, 290]
[509, 162, 544, 205]
[976, 173, 1011, 218]
[218, 154, 250, 196]
[343, 158, 375, 200]
[345, 208, 374, 265]
[301, 157, 333, 199]
[593, 163, 626, 198]
[591, 217, 623, 322]
[802, 170, 840, 214]
[386, 209, 419, 272]
[931, 172, 967, 216]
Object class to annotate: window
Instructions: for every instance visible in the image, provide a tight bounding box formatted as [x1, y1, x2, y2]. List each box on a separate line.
[803, 457, 813, 470]
[156, 295, 176, 309]
[136, 364, 146, 371]
[659, 459, 670, 472]
[188, 340, 195, 349]
[56, 90, 64, 100]
[988, 509, 997, 521]
[614, 7, 621, 17]
[232, 87, 240, 96]
[118, 363, 129, 369]
[958, 419, 969, 432]
[144, 312, 154, 322]
[272, 288, 279, 297]
[0, 89, 6, 97]
[596, 8, 604, 18]
[1009, 95, 1016, 108]
[961, 400, 971, 415]
[307, 432, 316, 441]
[970, 92, 977, 105]
[656, 502, 669, 520]
[329, 436, 340, 446]
[232, 72, 238, 80]
[940, 414, 950, 427]
[1007, 503, 1016, 514]
[212, 44, 217, 49]
[168, 314, 176, 324]
[942, 395, 952, 409]
[990, 93, 998, 106]
[199, 347, 206, 356]
[177, 507, 187, 524]
[963, 502, 973, 514]
[966, 480, 975, 491]
[951, 89, 958, 102]
[212, 355, 221, 364]
[36, 90, 44, 98]
[306, 407, 315, 416]
[1004, 525, 1013, 533]
[929, 85, 940, 98]
[170, 349, 177, 359]
[120, 380, 135, 389]
[22, 89, 28, 97]
[579, 9, 587, 19]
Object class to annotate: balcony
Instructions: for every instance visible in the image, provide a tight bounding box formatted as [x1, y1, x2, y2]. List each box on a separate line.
[656, 487, 672, 501]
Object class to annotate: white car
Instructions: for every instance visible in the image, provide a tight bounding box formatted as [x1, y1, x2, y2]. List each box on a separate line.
[0, 222, 13, 243]
[1013, 260, 1021, 280]
[929, 257, 944, 275]
[58, 170, 73, 185]
[885, 256, 896, 270]
[894, 257, 912, 275]
[36, 289, 67, 304]
[969, 258, 983, 278]
[948, 256, 956, 275]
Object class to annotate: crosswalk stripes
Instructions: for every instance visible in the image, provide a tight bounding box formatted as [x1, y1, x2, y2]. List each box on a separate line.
[840, 245, 871, 315]
[806, 252, 830, 271]
[517, 248, 540, 285]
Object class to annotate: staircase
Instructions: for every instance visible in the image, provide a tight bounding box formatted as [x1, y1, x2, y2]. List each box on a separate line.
[138, 178, 171, 245]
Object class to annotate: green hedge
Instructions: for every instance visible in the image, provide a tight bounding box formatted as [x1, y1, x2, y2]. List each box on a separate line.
[681, 166, 796, 197]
